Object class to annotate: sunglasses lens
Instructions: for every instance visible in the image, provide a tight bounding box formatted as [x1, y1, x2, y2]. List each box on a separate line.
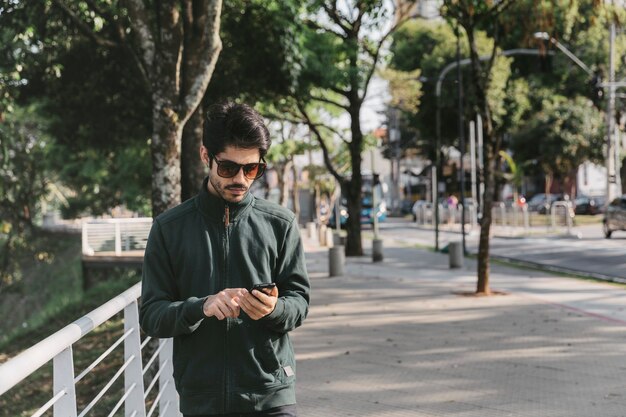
[245, 163, 266, 179]
[243, 164, 259, 179]
[217, 162, 240, 178]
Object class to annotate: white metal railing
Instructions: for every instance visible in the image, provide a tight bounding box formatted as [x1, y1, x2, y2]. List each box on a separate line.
[414, 203, 478, 228]
[491, 202, 530, 230]
[0, 283, 181, 417]
[550, 201, 575, 232]
[82, 218, 152, 256]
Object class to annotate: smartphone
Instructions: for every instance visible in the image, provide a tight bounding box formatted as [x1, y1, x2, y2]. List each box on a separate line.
[249, 283, 276, 295]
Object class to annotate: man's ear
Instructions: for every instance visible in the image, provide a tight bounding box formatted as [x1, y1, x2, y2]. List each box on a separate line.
[200, 146, 211, 166]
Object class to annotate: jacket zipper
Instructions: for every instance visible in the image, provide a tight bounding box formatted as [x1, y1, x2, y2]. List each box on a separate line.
[222, 202, 230, 412]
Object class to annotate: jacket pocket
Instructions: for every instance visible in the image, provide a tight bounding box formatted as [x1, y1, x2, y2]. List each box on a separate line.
[230, 320, 289, 390]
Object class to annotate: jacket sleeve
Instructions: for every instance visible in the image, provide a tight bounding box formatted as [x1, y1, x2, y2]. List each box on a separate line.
[139, 220, 206, 338]
[261, 217, 310, 333]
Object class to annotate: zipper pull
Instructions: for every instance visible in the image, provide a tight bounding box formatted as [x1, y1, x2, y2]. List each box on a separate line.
[224, 204, 230, 227]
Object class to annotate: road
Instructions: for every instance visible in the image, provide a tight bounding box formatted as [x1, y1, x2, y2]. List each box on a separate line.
[370, 217, 626, 282]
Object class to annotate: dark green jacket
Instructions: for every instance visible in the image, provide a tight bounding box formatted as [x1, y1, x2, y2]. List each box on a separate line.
[140, 178, 310, 415]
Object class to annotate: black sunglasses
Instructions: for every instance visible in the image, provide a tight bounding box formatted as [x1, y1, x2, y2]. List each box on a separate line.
[210, 154, 267, 180]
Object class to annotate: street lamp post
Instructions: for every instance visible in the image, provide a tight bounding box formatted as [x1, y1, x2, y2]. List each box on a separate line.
[534, 31, 622, 204]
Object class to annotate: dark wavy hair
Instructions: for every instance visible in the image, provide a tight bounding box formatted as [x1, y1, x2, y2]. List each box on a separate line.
[202, 102, 271, 159]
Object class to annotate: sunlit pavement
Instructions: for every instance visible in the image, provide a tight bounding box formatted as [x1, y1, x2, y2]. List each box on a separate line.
[293, 229, 626, 417]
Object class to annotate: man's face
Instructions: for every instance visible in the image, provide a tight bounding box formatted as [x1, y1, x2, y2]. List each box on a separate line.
[201, 145, 262, 203]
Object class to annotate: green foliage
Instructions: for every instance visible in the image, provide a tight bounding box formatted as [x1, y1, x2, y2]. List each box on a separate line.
[0, 105, 49, 230]
[206, 0, 304, 102]
[388, 19, 505, 157]
[511, 95, 605, 181]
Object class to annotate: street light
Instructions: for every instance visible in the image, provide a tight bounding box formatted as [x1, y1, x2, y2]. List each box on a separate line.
[533, 32, 594, 77]
[534, 31, 622, 205]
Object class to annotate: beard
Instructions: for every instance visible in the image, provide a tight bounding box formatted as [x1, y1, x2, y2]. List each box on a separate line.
[209, 175, 249, 203]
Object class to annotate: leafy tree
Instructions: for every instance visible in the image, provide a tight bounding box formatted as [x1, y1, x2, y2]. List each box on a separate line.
[0, 106, 50, 285]
[284, 0, 415, 257]
[46, 0, 224, 216]
[265, 121, 311, 219]
[511, 95, 605, 198]
[442, 0, 515, 294]
[182, 0, 303, 200]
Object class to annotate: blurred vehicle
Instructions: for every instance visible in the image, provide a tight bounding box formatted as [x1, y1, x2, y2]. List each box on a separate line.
[328, 174, 387, 228]
[574, 195, 605, 215]
[399, 199, 415, 215]
[603, 195, 626, 238]
[411, 200, 430, 221]
[527, 193, 563, 214]
[503, 195, 526, 208]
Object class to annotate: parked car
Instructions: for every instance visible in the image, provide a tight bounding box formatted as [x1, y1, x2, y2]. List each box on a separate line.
[328, 197, 388, 228]
[574, 195, 605, 215]
[527, 193, 563, 214]
[603, 195, 626, 238]
[411, 200, 430, 221]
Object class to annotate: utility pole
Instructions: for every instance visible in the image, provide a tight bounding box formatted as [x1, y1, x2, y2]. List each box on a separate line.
[456, 25, 467, 254]
[606, 22, 619, 203]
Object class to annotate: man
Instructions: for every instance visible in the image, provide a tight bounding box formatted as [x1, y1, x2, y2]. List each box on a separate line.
[140, 102, 310, 417]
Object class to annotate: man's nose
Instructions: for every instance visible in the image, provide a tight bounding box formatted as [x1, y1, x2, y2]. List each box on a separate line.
[233, 166, 247, 182]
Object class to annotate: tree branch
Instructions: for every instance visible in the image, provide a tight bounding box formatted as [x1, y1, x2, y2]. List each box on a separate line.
[296, 101, 345, 184]
[305, 18, 346, 40]
[310, 94, 350, 110]
[322, 1, 352, 35]
[359, 5, 414, 101]
[179, 0, 223, 124]
[124, 0, 156, 80]
[51, 0, 118, 48]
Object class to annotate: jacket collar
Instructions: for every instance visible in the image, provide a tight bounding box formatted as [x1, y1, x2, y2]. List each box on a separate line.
[196, 176, 254, 224]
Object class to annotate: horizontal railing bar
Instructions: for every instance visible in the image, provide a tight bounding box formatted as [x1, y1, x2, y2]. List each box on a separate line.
[140, 336, 152, 350]
[30, 389, 66, 417]
[75, 329, 134, 384]
[0, 283, 141, 396]
[141, 340, 166, 376]
[86, 218, 153, 224]
[143, 358, 169, 400]
[77, 355, 136, 417]
[105, 382, 136, 417]
[146, 380, 169, 417]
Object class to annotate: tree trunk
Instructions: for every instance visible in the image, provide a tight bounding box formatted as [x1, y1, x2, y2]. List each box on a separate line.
[345, 103, 364, 256]
[181, 104, 205, 201]
[466, 27, 496, 295]
[477, 137, 495, 294]
[280, 161, 293, 207]
[150, 98, 183, 216]
[291, 160, 300, 222]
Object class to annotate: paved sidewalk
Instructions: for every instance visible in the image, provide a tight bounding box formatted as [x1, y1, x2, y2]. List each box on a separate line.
[293, 234, 626, 417]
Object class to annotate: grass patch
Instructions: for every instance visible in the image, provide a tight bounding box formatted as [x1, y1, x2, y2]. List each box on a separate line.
[0, 231, 83, 346]
[0, 273, 143, 417]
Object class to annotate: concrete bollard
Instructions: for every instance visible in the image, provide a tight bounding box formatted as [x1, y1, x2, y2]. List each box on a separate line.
[333, 231, 342, 246]
[372, 238, 383, 262]
[329, 245, 345, 276]
[448, 241, 463, 268]
[319, 224, 328, 246]
[306, 222, 317, 240]
[325, 228, 334, 248]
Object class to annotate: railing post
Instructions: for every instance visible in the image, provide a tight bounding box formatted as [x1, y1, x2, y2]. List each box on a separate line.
[115, 222, 122, 256]
[53, 347, 77, 417]
[159, 339, 182, 417]
[82, 223, 94, 256]
[124, 301, 146, 417]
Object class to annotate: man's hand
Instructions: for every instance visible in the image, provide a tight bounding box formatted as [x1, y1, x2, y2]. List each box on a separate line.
[238, 285, 278, 320]
[202, 289, 243, 320]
